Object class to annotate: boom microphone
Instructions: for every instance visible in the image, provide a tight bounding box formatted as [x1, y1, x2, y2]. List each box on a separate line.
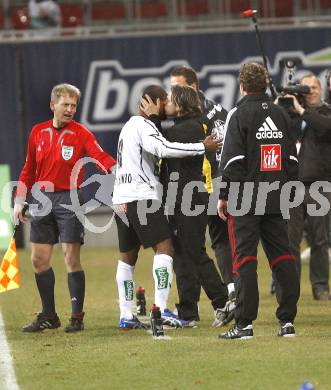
[241, 8, 277, 100]
[241, 9, 257, 18]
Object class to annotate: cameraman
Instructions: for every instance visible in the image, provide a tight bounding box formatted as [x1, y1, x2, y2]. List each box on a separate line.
[286, 73, 331, 300]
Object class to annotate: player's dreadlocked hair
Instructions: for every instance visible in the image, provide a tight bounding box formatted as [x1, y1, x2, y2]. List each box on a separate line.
[170, 85, 202, 117]
[239, 63, 267, 94]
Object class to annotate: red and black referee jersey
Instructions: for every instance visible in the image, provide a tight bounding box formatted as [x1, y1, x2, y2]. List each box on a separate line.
[16, 119, 116, 198]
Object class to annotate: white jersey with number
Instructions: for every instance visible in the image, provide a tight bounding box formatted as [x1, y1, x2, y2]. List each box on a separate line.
[112, 116, 206, 204]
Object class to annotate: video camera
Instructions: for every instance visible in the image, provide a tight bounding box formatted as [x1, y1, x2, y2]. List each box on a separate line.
[276, 57, 310, 110]
[242, 10, 311, 110]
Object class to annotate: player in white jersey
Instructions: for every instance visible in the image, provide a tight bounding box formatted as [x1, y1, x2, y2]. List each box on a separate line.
[113, 85, 220, 329]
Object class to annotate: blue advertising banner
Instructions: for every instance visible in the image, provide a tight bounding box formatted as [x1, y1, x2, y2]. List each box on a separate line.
[0, 44, 25, 180]
[20, 27, 331, 154]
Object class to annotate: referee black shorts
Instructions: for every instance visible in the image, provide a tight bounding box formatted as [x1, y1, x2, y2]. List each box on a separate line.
[115, 200, 171, 252]
[29, 190, 84, 245]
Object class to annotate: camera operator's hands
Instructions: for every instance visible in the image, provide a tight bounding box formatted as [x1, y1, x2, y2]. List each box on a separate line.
[284, 94, 305, 115]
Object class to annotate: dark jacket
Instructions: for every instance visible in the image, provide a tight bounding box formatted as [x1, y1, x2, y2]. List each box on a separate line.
[198, 91, 228, 179]
[163, 114, 208, 207]
[219, 94, 298, 214]
[292, 102, 331, 182]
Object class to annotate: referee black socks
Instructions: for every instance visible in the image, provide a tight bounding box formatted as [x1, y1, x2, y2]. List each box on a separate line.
[35, 267, 56, 315]
[68, 271, 85, 314]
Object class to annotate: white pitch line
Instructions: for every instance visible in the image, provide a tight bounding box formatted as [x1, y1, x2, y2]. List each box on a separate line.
[0, 310, 20, 390]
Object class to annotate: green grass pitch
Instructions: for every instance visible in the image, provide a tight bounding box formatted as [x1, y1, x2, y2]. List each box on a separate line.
[0, 245, 330, 390]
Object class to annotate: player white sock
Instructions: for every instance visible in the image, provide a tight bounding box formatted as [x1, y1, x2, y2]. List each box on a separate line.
[153, 254, 173, 313]
[116, 260, 135, 320]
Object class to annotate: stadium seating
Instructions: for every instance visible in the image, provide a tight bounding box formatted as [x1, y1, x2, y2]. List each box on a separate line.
[300, 0, 331, 11]
[91, 2, 127, 22]
[0, 7, 4, 29]
[0, 0, 329, 32]
[228, 0, 252, 16]
[178, 0, 210, 17]
[60, 3, 84, 27]
[216, 0, 251, 18]
[135, 1, 168, 19]
[258, 0, 294, 18]
[319, 0, 331, 10]
[274, 0, 294, 17]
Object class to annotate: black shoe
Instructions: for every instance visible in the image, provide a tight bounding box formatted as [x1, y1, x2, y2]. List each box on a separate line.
[218, 324, 253, 340]
[278, 322, 295, 337]
[313, 290, 330, 301]
[65, 312, 85, 333]
[22, 313, 61, 333]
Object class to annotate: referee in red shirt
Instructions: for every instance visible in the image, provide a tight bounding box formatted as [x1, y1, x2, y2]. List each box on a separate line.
[14, 83, 116, 333]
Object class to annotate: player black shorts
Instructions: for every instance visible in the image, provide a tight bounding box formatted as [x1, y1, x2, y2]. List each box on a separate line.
[115, 200, 171, 252]
[29, 190, 84, 245]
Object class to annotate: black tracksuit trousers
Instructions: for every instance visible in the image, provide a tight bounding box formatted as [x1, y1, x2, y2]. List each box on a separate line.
[169, 208, 228, 321]
[228, 214, 300, 328]
[208, 214, 233, 285]
[288, 187, 330, 296]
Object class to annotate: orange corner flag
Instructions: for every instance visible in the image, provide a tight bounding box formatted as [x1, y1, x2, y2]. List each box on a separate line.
[0, 238, 20, 293]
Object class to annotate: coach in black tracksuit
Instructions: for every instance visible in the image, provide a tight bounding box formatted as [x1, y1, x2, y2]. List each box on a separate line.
[163, 85, 228, 322]
[218, 63, 300, 339]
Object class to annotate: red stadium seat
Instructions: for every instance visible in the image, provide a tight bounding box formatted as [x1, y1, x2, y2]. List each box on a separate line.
[229, 0, 252, 15]
[300, 0, 311, 9]
[258, 0, 293, 18]
[138, 1, 168, 18]
[217, 0, 252, 17]
[301, 0, 331, 11]
[11, 6, 30, 30]
[178, 0, 210, 17]
[274, 0, 294, 17]
[0, 7, 4, 29]
[92, 2, 127, 22]
[60, 4, 84, 27]
[319, 0, 331, 9]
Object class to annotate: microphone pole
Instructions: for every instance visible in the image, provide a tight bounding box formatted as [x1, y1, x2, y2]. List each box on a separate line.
[241, 9, 277, 100]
